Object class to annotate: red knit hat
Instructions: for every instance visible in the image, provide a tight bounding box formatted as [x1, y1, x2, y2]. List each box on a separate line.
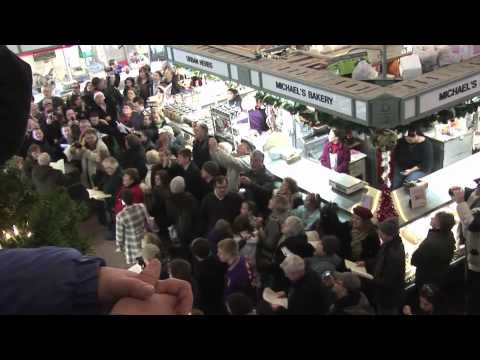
[353, 206, 373, 221]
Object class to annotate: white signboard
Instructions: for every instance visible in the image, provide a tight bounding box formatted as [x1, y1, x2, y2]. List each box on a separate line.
[262, 73, 353, 116]
[172, 48, 230, 78]
[6, 45, 19, 54]
[420, 73, 480, 114]
[20, 45, 56, 52]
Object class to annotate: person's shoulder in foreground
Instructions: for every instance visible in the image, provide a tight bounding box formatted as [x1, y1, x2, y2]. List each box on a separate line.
[0, 246, 105, 315]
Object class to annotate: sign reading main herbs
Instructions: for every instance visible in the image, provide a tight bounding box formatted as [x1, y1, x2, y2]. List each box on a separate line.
[420, 73, 480, 114]
[172, 48, 230, 78]
[262, 73, 353, 117]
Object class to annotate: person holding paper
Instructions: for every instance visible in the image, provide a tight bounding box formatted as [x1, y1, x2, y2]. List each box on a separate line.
[269, 255, 332, 315]
[271, 216, 315, 291]
[31, 152, 66, 194]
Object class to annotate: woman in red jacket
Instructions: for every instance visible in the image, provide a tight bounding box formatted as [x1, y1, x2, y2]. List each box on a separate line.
[114, 168, 145, 214]
[320, 128, 351, 174]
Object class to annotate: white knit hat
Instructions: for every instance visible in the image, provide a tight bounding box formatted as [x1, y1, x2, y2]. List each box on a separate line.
[170, 176, 185, 194]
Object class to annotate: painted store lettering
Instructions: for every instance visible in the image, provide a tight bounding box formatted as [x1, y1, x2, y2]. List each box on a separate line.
[438, 80, 478, 101]
[275, 81, 334, 105]
[186, 55, 213, 69]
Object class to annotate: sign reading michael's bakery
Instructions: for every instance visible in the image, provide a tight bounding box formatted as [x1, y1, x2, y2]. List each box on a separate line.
[262, 73, 352, 116]
[420, 73, 480, 113]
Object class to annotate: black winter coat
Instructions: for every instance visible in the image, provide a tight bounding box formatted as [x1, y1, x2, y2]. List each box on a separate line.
[242, 166, 275, 216]
[165, 192, 201, 247]
[272, 233, 315, 291]
[93, 168, 123, 209]
[286, 271, 332, 315]
[31, 165, 66, 194]
[200, 192, 242, 235]
[367, 235, 406, 309]
[411, 229, 455, 289]
[183, 162, 204, 202]
[192, 138, 210, 170]
[192, 256, 227, 315]
[119, 146, 148, 180]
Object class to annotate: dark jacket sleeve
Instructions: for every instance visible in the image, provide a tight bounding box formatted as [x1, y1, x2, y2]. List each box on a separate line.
[411, 237, 430, 268]
[0, 247, 105, 315]
[419, 139, 433, 174]
[361, 231, 381, 262]
[373, 247, 404, 292]
[0, 46, 32, 165]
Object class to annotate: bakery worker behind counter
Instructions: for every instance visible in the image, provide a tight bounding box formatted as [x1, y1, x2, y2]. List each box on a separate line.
[392, 126, 433, 190]
[320, 128, 351, 174]
[227, 88, 243, 110]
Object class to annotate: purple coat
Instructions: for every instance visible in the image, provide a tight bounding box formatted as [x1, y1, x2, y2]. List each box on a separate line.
[320, 141, 351, 174]
[224, 256, 253, 297]
[248, 109, 268, 133]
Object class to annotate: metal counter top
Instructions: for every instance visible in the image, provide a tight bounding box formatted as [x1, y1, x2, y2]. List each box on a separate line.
[423, 128, 473, 144]
[264, 156, 381, 216]
[391, 151, 480, 226]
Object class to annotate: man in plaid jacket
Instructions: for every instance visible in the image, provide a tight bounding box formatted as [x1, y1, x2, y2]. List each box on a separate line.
[116, 189, 149, 265]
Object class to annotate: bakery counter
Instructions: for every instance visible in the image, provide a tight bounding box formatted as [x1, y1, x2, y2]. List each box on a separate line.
[391, 151, 480, 227]
[423, 128, 473, 170]
[264, 156, 381, 218]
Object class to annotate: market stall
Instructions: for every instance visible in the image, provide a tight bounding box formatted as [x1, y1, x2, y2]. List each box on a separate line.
[157, 45, 480, 286]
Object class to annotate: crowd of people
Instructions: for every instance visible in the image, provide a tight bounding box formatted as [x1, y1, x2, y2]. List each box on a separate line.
[11, 56, 480, 316]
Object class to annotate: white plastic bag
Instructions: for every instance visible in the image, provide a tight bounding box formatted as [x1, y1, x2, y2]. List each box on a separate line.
[399, 54, 422, 80]
[352, 60, 378, 80]
[438, 47, 461, 67]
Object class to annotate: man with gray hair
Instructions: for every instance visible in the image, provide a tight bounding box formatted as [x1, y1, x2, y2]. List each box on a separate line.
[239, 149, 275, 216]
[271, 215, 314, 292]
[31, 152, 66, 194]
[268, 254, 332, 315]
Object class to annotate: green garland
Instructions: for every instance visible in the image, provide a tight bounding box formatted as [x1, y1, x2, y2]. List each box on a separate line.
[0, 159, 91, 253]
[371, 129, 398, 151]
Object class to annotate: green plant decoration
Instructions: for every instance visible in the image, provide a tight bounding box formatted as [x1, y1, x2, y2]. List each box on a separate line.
[0, 159, 92, 253]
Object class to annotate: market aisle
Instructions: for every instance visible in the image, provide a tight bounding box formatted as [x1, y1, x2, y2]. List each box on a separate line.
[79, 215, 128, 269]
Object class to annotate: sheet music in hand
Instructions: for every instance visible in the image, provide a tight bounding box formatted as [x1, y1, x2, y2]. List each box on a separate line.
[50, 159, 65, 174]
[262, 287, 288, 309]
[87, 189, 112, 200]
[345, 259, 374, 280]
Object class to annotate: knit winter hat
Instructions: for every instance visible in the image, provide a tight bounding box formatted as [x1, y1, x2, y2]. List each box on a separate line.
[353, 206, 373, 221]
[334, 272, 361, 292]
[378, 217, 399, 237]
[170, 176, 186, 194]
[201, 161, 220, 177]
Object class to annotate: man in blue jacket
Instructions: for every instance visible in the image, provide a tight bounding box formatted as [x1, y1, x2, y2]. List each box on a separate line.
[0, 45, 192, 315]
